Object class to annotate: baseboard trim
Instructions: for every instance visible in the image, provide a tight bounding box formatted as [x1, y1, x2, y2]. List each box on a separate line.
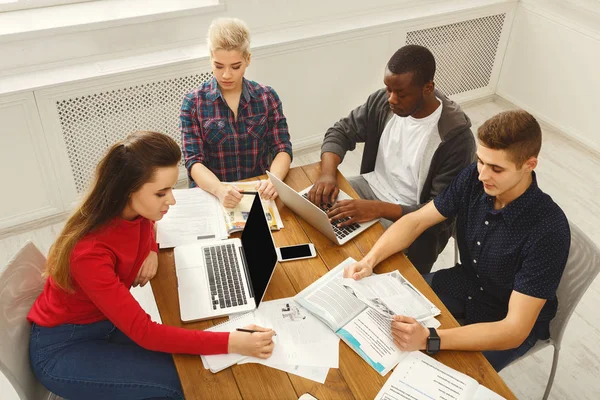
[495, 91, 600, 157]
[0, 211, 69, 240]
[0, 92, 521, 239]
[293, 134, 326, 153]
[458, 93, 498, 108]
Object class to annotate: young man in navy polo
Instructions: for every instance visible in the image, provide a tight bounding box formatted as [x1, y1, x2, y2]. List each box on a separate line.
[344, 110, 570, 371]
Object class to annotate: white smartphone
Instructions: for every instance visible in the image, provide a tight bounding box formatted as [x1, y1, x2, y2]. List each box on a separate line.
[276, 243, 317, 262]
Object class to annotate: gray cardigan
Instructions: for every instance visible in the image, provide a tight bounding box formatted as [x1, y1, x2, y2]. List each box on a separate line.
[321, 88, 475, 271]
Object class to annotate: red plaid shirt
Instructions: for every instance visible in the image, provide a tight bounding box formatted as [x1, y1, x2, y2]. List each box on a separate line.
[180, 77, 292, 185]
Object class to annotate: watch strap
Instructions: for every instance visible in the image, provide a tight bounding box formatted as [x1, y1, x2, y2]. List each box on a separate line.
[426, 328, 440, 355]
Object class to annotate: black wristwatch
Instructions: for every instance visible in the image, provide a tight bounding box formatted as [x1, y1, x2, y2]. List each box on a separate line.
[426, 328, 440, 355]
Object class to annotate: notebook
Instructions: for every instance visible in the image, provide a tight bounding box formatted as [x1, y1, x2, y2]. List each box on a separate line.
[200, 312, 256, 373]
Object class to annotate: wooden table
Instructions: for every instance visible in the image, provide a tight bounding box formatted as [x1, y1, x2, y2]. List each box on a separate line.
[152, 163, 516, 400]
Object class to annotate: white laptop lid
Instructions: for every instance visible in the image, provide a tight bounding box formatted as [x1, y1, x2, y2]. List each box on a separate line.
[266, 171, 338, 243]
[267, 172, 379, 245]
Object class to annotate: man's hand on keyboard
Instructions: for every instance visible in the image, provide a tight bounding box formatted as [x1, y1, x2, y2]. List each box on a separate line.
[228, 324, 276, 359]
[307, 174, 339, 206]
[327, 199, 380, 227]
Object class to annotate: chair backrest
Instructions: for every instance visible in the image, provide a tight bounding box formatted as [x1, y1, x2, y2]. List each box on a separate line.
[551, 221, 600, 347]
[0, 241, 51, 400]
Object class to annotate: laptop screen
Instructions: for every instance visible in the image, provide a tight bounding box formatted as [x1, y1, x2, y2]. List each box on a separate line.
[241, 194, 278, 308]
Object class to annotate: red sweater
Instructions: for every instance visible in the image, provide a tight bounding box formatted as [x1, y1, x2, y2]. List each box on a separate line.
[27, 216, 229, 355]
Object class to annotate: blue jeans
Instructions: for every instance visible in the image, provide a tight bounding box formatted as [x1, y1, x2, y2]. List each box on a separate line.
[30, 320, 184, 400]
[422, 272, 538, 372]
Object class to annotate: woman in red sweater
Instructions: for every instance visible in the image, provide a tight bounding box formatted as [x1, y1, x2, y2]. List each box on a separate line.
[28, 131, 275, 400]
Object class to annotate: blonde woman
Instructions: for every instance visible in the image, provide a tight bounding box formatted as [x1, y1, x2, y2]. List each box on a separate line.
[180, 18, 292, 208]
[28, 132, 275, 400]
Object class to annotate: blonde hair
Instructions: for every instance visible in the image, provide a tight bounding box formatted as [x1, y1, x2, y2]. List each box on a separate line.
[207, 18, 251, 58]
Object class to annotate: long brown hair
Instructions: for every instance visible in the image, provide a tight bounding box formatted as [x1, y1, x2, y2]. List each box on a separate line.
[46, 131, 181, 291]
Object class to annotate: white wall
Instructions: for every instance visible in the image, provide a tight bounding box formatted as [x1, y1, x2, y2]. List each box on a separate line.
[0, 0, 515, 232]
[0, 0, 434, 75]
[496, 1, 600, 153]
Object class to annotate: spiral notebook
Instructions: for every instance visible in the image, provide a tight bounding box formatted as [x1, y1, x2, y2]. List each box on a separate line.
[200, 312, 256, 373]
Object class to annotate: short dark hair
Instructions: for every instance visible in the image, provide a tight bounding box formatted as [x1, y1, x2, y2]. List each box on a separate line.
[387, 45, 436, 87]
[477, 110, 542, 166]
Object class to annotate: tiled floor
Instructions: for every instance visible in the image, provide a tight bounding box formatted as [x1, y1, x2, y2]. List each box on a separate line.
[1, 97, 599, 399]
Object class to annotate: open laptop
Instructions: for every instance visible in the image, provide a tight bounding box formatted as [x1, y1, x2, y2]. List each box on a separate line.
[267, 171, 378, 245]
[174, 194, 278, 322]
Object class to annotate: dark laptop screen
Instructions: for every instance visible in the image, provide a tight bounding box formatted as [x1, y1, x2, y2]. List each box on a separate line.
[241, 194, 278, 307]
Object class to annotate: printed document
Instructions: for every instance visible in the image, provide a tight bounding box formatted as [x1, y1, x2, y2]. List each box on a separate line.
[156, 188, 227, 248]
[374, 351, 506, 400]
[294, 258, 440, 375]
[244, 297, 339, 368]
[341, 270, 440, 322]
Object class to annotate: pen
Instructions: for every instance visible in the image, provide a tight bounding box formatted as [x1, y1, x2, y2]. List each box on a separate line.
[236, 328, 277, 336]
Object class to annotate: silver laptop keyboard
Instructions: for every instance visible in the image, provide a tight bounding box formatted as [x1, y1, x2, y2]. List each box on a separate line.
[204, 244, 247, 310]
[302, 193, 361, 239]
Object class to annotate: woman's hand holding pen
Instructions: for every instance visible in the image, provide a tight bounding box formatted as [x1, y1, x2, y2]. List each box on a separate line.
[228, 324, 276, 359]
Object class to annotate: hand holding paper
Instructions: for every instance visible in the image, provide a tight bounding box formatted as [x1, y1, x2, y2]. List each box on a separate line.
[343, 259, 374, 280]
[391, 315, 430, 351]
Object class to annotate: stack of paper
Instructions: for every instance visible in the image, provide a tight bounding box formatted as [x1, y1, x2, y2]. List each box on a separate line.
[374, 351, 506, 400]
[156, 185, 284, 248]
[201, 312, 256, 373]
[294, 258, 441, 376]
[200, 298, 339, 383]
[130, 282, 161, 323]
[157, 188, 228, 248]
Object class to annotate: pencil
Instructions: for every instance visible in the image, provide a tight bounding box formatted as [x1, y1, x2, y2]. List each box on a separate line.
[236, 328, 277, 335]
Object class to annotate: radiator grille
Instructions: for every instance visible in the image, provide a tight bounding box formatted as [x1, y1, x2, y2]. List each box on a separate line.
[55, 14, 507, 194]
[406, 13, 505, 96]
[56, 72, 213, 193]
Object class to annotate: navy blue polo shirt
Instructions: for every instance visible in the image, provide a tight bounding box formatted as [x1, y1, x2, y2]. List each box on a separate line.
[432, 163, 570, 339]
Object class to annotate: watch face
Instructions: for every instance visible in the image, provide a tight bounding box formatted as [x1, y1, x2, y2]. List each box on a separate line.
[427, 337, 440, 354]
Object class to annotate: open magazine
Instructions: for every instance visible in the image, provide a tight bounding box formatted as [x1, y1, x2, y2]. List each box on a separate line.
[157, 184, 283, 248]
[375, 351, 506, 400]
[222, 181, 283, 233]
[294, 258, 440, 376]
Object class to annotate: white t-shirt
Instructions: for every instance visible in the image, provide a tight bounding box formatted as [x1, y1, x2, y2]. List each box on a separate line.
[363, 100, 443, 206]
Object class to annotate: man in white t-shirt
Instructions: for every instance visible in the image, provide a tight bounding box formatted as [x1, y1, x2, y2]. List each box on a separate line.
[307, 45, 475, 273]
